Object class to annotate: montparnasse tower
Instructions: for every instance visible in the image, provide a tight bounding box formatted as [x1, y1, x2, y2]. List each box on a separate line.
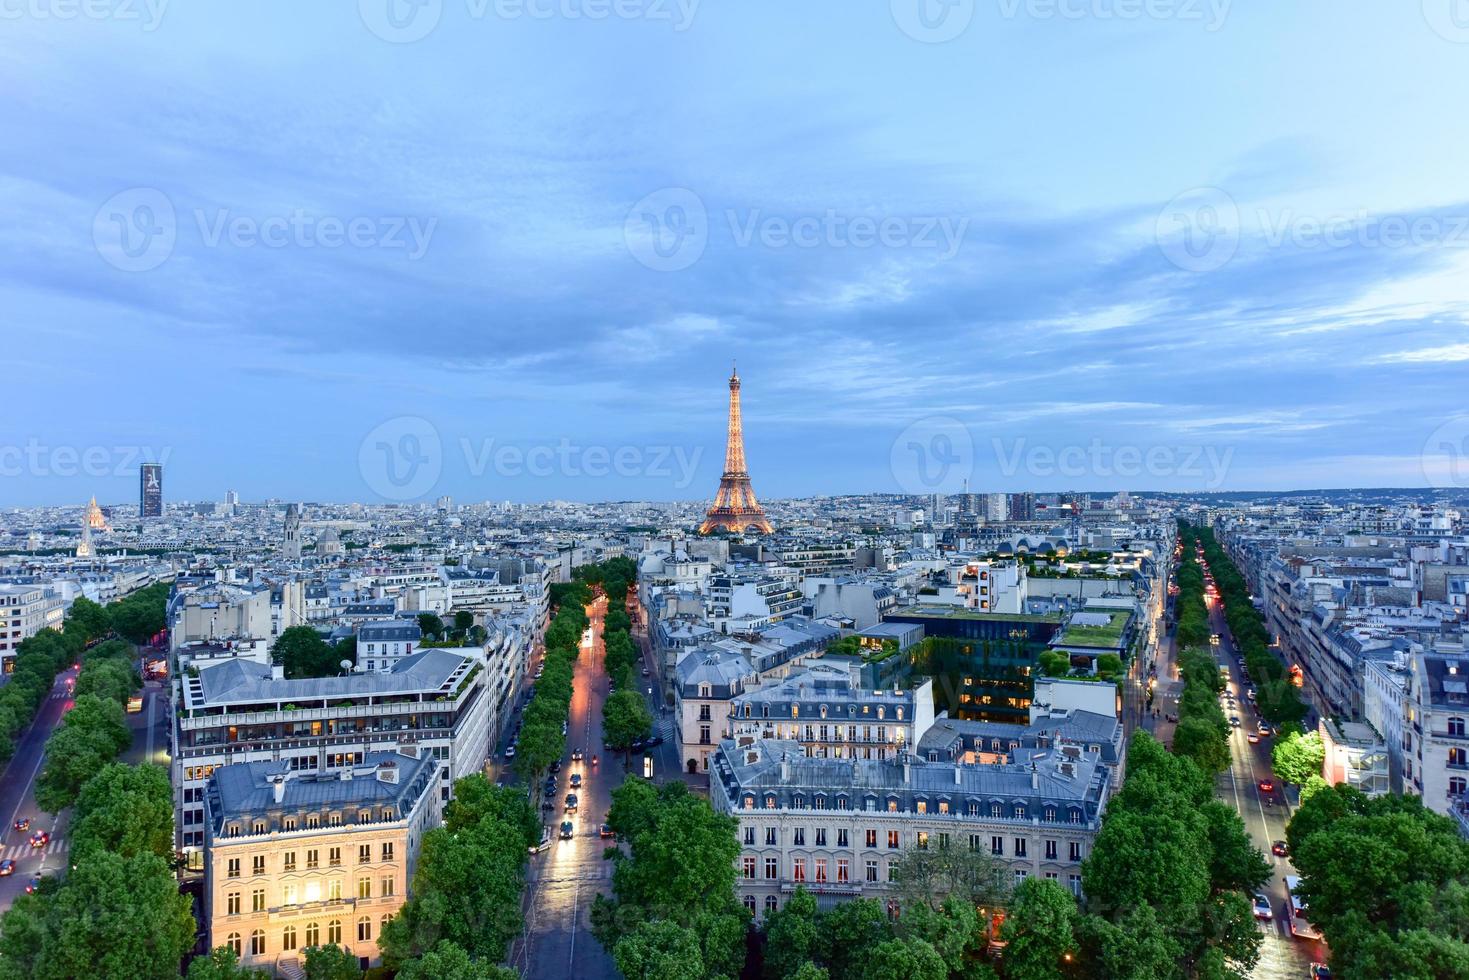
[699, 364, 773, 535]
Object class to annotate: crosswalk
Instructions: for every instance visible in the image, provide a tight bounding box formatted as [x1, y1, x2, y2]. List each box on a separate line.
[0, 839, 65, 862]
[653, 720, 674, 742]
[526, 863, 615, 884]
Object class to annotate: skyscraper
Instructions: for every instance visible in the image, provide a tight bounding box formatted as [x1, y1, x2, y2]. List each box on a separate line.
[139, 464, 163, 518]
[699, 365, 773, 535]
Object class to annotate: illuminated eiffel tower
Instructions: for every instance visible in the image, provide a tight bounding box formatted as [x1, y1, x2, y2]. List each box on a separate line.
[699, 364, 773, 535]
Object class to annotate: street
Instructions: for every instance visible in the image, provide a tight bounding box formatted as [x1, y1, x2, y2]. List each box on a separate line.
[1204, 586, 1323, 978]
[0, 664, 77, 912]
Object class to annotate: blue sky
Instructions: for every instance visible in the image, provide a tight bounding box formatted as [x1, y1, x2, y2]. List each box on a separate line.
[4, 1, 1468, 506]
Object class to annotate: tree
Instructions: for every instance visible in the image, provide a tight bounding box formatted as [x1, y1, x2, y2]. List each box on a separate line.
[186, 946, 270, 980]
[417, 612, 446, 640]
[613, 919, 705, 980]
[70, 763, 175, 862]
[890, 843, 1007, 913]
[1271, 729, 1325, 785]
[863, 937, 946, 980]
[302, 943, 362, 980]
[395, 941, 519, 980]
[271, 625, 343, 679]
[35, 695, 133, 812]
[453, 610, 475, 635]
[603, 689, 653, 761]
[1001, 878, 1078, 980]
[1076, 903, 1182, 980]
[763, 887, 820, 979]
[443, 773, 539, 849]
[66, 596, 111, 641]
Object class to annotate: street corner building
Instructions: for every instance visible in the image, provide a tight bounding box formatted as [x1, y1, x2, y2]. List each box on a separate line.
[201, 748, 440, 975]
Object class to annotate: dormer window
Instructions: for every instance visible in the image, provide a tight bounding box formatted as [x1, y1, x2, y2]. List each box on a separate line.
[252, 820, 267, 834]
[819, 704, 827, 719]
[896, 707, 904, 721]
[791, 705, 799, 719]
[699, 684, 711, 698]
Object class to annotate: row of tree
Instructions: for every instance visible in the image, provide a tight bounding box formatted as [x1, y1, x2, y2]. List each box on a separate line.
[1286, 783, 1469, 976]
[0, 761, 195, 979]
[597, 567, 654, 761]
[1178, 524, 1308, 730]
[34, 638, 143, 812]
[1168, 550, 1233, 777]
[511, 580, 587, 784]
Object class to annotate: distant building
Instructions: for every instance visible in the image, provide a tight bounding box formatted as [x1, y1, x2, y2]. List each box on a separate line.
[357, 619, 422, 672]
[140, 463, 163, 518]
[0, 584, 49, 675]
[283, 504, 302, 560]
[202, 748, 440, 973]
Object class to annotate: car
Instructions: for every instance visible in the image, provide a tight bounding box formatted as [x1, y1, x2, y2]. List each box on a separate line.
[561, 721, 568, 736]
[644, 734, 664, 748]
[25, 878, 39, 894]
[564, 793, 578, 812]
[1258, 779, 1275, 793]
[1229, 716, 1241, 727]
[1309, 963, 1332, 980]
[559, 820, 575, 840]
[29, 831, 50, 849]
[12, 818, 29, 832]
[1247, 733, 1260, 744]
[0, 860, 13, 876]
[599, 823, 615, 839]
[640, 665, 649, 676]
[1252, 893, 1273, 920]
[631, 739, 645, 751]
[504, 745, 517, 759]
[1258, 725, 1272, 738]
[570, 773, 582, 788]
[549, 760, 562, 773]
[529, 829, 552, 854]
[1246, 689, 1257, 701]
[1272, 840, 1289, 857]
[571, 748, 584, 761]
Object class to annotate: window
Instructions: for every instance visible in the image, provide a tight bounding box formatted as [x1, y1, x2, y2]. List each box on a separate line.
[1014, 869, 1028, 884]
[1452, 747, 1468, 767]
[765, 895, 779, 914]
[283, 851, 296, 872]
[327, 920, 342, 945]
[357, 916, 372, 942]
[305, 922, 320, 948]
[249, 930, 265, 956]
[359, 810, 372, 824]
[1069, 842, 1083, 862]
[329, 847, 342, 867]
[307, 849, 319, 870]
[991, 836, 1004, 856]
[793, 828, 805, 846]
[865, 829, 877, 848]
[837, 829, 848, 847]
[226, 933, 241, 957]
[1043, 806, 1056, 822]
[328, 879, 342, 901]
[251, 855, 265, 876]
[887, 831, 899, 849]
[252, 820, 267, 835]
[793, 858, 806, 882]
[1451, 717, 1467, 737]
[359, 844, 372, 864]
[744, 895, 757, 914]
[252, 888, 266, 912]
[766, 827, 778, 846]
[283, 883, 298, 906]
[815, 859, 827, 883]
[227, 858, 241, 878]
[837, 859, 849, 883]
[283, 816, 297, 831]
[744, 826, 755, 846]
[226, 892, 241, 916]
[381, 842, 394, 862]
[381, 876, 395, 897]
[282, 925, 297, 951]
[1069, 874, 1082, 896]
[1014, 838, 1028, 858]
[358, 878, 372, 899]
[866, 859, 879, 882]
[765, 857, 778, 879]
[743, 857, 756, 879]
[1045, 840, 1058, 861]
[1013, 805, 1026, 820]
[990, 802, 1002, 818]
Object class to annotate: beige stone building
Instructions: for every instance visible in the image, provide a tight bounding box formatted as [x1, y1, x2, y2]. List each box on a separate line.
[202, 748, 440, 975]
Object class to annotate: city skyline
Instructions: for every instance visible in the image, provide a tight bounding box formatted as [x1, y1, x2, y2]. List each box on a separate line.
[5, 4, 1469, 506]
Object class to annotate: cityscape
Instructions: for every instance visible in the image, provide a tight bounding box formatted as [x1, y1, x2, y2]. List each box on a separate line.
[5, 4, 1469, 980]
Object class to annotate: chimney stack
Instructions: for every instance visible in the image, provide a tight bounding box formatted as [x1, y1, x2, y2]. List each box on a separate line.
[272, 775, 287, 804]
[779, 754, 790, 782]
[1030, 761, 1039, 790]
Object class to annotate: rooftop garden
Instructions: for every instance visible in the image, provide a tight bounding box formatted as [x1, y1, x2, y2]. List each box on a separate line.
[1056, 609, 1131, 648]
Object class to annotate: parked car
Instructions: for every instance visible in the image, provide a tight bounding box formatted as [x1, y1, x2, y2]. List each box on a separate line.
[0, 860, 13, 877]
[529, 829, 552, 854]
[1252, 893, 1273, 920]
[644, 734, 664, 747]
[549, 760, 562, 773]
[564, 793, 578, 813]
[631, 739, 645, 752]
[559, 820, 574, 840]
[504, 745, 517, 759]
[1257, 724, 1272, 737]
[12, 818, 29, 833]
[640, 665, 649, 676]
[599, 823, 615, 839]
[1272, 840, 1289, 857]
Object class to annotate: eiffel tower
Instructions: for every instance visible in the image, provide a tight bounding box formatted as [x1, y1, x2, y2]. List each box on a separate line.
[699, 364, 773, 535]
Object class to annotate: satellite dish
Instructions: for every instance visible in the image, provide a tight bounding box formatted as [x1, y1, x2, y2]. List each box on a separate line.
[340, 660, 354, 672]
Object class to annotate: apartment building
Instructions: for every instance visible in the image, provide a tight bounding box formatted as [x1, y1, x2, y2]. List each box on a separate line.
[202, 748, 439, 974]
[174, 648, 491, 869]
[0, 584, 50, 674]
[711, 737, 1110, 915]
[357, 619, 422, 672]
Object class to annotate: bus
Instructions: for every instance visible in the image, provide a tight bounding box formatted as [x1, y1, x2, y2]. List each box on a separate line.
[1285, 875, 1323, 940]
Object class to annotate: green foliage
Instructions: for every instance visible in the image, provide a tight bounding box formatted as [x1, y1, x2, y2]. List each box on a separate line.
[303, 943, 362, 980]
[35, 693, 132, 812]
[106, 582, 170, 643]
[614, 919, 706, 980]
[1171, 647, 1231, 776]
[70, 763, 175, 863]
[603, 688, 653, 753]
[1038, 650, 1072, 677]
[1270, 729, 1325, 785]
[417, 612, 446, 640]
[1000, 878, 1078, 980]
[67, 596, 112, 641]
[1286, 784, 1469, 976]
[443, 773, 540, 849]
[270, 625, 345, 679]
[185, 946, 270, 980]
[393, 941, 518, 980]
